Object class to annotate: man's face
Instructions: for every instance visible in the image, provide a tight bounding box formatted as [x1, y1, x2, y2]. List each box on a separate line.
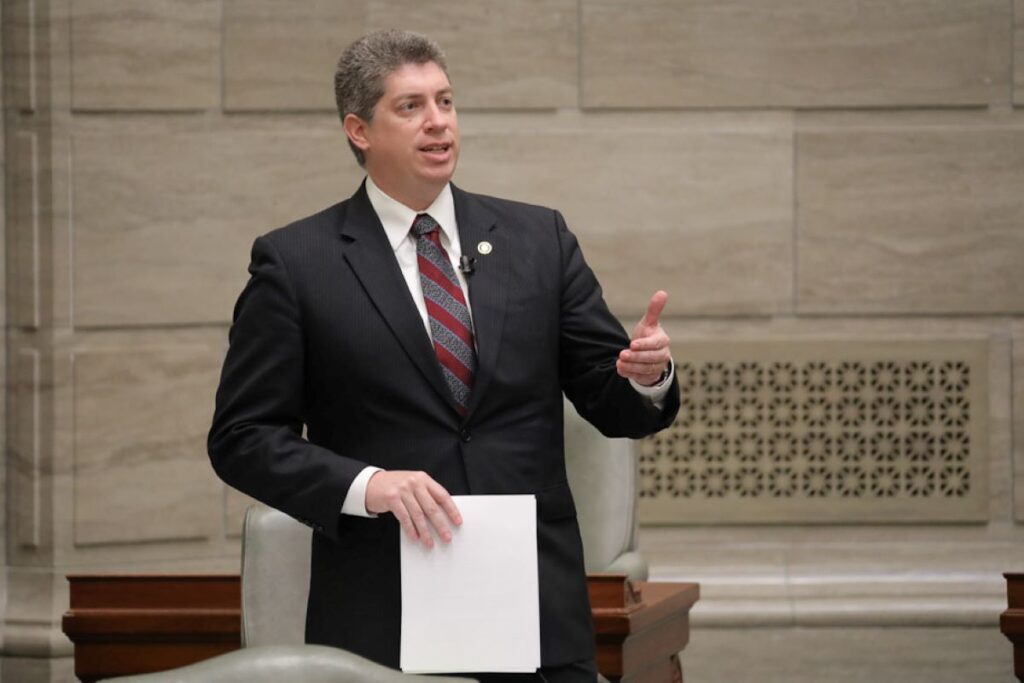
[354, 60, 459, 210]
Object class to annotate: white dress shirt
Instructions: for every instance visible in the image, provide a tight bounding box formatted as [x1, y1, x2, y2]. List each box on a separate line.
[341, 176, 673, 517]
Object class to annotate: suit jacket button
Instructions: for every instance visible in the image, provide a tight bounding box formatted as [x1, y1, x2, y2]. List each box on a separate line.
[459, 429, 471, 443]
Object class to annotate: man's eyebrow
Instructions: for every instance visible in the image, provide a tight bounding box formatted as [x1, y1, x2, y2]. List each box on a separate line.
[392, 87, 453, 100]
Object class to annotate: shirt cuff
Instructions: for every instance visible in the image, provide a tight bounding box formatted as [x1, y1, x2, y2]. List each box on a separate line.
[629, 359, 675, 408]
[340, 466, 384, 517]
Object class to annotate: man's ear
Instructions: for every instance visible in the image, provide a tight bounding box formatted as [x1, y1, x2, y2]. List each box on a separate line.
[343, 113, 371, 153]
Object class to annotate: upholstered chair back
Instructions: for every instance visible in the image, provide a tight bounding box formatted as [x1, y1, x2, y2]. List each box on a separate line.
[100, 645, 474, 682]
[562, 398, 648, 580]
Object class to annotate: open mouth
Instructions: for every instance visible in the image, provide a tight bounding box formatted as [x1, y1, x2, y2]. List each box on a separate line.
[419, 143, 452, 153]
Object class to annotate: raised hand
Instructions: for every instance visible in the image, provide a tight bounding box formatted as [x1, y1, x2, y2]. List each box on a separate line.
[617, 290, 672, 387]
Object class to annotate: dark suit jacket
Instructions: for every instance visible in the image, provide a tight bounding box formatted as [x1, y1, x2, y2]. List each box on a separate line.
[208, 181, 679, 669]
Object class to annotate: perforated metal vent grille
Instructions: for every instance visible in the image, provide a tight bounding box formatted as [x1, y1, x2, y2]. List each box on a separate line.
[638, 342, 988, 524]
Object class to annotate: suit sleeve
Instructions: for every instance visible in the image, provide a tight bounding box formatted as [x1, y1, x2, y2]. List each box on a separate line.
[555, 210, 680, 438]
[208, 236, 366, 543]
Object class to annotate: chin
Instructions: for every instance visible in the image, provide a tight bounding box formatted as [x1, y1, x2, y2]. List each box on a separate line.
[422, 167, 456, 186]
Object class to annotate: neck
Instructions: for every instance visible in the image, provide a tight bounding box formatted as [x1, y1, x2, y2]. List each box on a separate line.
[365, 172, 443, 212]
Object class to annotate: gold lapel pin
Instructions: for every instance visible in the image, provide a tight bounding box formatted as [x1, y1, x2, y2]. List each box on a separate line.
[477, 241, 493, 255]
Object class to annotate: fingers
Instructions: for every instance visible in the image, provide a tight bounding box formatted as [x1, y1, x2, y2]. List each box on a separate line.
[365, 470, 463, 550]
[428, 479, 463, 528]
[619, 318, 671, 385]
[385, 490, 421, 547]
[401, 488, 435, 549]
[413, 484, 454, 544]
[618, 348, 669, 375]
[629, 324, 670, 354]
[630, 334, 668, 351]
[632, 291, 669, 346]
[625, 290, 672, 385]
[619, 347, 669, 363]
[616, 355, 668, 385]
[639, 290, 668, 328]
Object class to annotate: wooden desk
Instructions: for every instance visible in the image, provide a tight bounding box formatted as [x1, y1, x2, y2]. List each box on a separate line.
[590, 576, 699, 683]
[62, 575, 241, 683]
[1001, 573, 1024, 682]
[63, 574, 698, 683]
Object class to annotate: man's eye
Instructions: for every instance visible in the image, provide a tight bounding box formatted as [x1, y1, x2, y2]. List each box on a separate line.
[400, 102, 418, 112]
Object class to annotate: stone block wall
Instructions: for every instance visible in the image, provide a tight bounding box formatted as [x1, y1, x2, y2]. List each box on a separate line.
[2, 1, 1023, 681]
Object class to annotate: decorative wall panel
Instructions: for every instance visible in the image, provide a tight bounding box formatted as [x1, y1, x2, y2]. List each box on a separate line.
[70, 0, 220, 110]
[8, 0, 38, 112]
[71, 127, 360, 326]
[582, 0, 1010, 108]
[639, 341, 989, 524]
[797, 118, 1024, 314]
[72, 348, 221, 545]
[11, 348, 41, 548]
[222, 0, 364, 111]
[11, 130, 40, 329]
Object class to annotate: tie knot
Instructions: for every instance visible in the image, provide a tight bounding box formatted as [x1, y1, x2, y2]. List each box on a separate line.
[412, 213, 439, 239]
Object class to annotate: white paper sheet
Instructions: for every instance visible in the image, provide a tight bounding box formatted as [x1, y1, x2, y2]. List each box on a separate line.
[399, 494, 540, 674]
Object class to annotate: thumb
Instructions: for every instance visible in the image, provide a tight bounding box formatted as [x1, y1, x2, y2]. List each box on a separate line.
[640, 290, 668, 328]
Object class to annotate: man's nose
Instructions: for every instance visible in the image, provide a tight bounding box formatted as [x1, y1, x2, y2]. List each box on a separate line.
[423, 102, 449, 131]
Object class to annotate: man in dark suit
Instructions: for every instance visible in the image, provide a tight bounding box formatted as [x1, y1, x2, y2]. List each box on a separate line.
[208, 29, 679, 682]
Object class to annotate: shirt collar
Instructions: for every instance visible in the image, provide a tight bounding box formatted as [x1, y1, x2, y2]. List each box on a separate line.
[365, 176, 457, 252]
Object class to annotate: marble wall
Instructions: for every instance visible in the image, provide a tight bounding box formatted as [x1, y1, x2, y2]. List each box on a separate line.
[2, 1, 1023, 681]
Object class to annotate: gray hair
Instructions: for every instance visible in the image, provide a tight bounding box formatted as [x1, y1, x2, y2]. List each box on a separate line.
[334, 30, 449, 167]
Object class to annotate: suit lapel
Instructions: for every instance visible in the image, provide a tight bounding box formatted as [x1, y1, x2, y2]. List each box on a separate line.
[452, 184, 509, 420]
[339, 182, 459, 414]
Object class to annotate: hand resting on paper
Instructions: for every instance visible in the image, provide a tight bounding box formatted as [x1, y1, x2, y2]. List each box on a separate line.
[365, 470, 462, 549]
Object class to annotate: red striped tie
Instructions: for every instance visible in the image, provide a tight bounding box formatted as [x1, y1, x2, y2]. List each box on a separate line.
[412, 214, 476, 414]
